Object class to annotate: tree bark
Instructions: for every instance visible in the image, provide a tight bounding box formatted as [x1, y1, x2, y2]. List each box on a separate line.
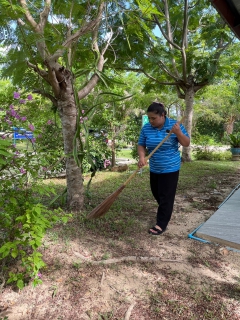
[57, 71, 84, 211]
[182, 86, 194, 162]
[224, 116, 235, 134]
[111, 139, 116, 167]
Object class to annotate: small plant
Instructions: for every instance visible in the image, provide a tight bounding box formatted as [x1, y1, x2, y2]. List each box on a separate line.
[72, 261, 82, 270]
[97, 311, 114, 319]
[102, 252, 110, 260]
[207, 180, 217, 189]
[228, 132, 240, 148]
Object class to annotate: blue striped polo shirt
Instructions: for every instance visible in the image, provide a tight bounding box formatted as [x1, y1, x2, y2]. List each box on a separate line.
[138, 117, 189, 174]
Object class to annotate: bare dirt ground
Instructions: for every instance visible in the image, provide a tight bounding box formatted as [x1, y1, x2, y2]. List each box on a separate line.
[1, 169, 240, 320]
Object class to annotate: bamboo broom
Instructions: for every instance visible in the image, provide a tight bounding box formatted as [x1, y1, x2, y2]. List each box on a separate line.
[87, 118, 184, 219]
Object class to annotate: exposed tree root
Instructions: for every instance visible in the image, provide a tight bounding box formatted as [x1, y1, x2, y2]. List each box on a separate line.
[124, 301, 136, 320]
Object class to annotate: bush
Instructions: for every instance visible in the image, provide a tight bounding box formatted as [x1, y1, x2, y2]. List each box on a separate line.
[193, 148, 232, 161]
[193, 117, 224, 143]
[192, 134, 220, 147]
[0, 186, 67, 288]
[0, 138, 70, 289]
[124, 113, 142, 160]
[35, 120, 66, 175]
[82, 135, 112, 173]
[0, 92, 70, 289]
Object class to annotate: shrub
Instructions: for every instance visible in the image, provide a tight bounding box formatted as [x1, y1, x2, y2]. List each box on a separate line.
[35, 120, 65, 175]
[193, 149, 231, 161]
[82, 134, 111, 173]
[192, 134, 220, 147]
[0, 92, 70, 289]
[228, 132, 240, 148]
[0, 188, 67, 288]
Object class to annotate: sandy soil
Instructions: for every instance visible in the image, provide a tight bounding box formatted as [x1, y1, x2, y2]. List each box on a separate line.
[0, 170, 240, 320]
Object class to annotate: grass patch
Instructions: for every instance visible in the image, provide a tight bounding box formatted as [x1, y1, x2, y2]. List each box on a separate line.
[6, 137, 34, 151]
[177, 160, 238, 192]
[46, 160, 240, 240]
[116, 148, 133, 159]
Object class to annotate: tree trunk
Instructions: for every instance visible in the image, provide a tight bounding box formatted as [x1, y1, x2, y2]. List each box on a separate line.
[182, 86, 194, 162]
[111, 139, 116, 167]
[111, 125, 117, 167]
[224, 117, 235, 134]
[58, 73, 84, 211]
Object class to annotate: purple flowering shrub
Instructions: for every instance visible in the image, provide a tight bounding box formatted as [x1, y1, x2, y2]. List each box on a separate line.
[0, 92, 70, 289]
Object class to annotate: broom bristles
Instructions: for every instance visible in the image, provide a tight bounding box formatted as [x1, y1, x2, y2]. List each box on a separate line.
[87, 185, 126, 219]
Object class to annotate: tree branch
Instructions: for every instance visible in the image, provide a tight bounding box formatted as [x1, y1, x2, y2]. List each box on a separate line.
[32, 89, 57, 106]
[19, 0, 38, 29]
[44, 61, 61, 96]
[176, 86, 186, 99]
[157, 59, 180, 81]
[51, 2, 105, 64]
[153, 14, 181, 51]
[63, 1, 105, 49]
[182, 0, 188, 49]
[181, 0, 188, 82]
[194, 80, 209, 92]
[19, 0, 50, 59]
[114, 67, 181, 86]
[39, 0, 51, 31]
[125, 302, 136, 320]
[77, 3, 108, 100]
[153, 1, 180, 78]
[27, 61, 50, 83]
[66, 2, 74, 67]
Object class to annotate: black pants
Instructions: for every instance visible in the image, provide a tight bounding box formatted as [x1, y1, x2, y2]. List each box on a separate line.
[150, 170, 179, 230]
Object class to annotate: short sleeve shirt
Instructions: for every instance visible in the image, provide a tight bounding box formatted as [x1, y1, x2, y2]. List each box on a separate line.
[138, 117, 189, 174]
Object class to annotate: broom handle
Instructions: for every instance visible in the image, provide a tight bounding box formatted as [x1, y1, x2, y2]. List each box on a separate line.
[123, 117, 185, 187]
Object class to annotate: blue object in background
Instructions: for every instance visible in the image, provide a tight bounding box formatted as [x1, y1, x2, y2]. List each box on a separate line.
[142, 115, 149, 127]
[12, 127, 34, 144]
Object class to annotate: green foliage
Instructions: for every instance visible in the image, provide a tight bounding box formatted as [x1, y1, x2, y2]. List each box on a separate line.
[124, 112, 142, 159]
[0, 138, 12, 166]
[191, 132, 232, 160]
[194, 79, 240, 138]
[35, 120, 65, 175]
[192, 134, 220, 147]
[1, 200, 68, 288]
[192, 117, 224, 144]
[193, 149, 231, 161]
[0, 147, 70, 288]
[104, 0, 235, 123]
[0, 91, 71, 289]
[228, 132, 240, 148]
[81, 134, 111, 173]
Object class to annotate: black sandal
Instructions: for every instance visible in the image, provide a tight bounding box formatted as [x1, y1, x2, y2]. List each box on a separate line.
[148, 226, 165, 235]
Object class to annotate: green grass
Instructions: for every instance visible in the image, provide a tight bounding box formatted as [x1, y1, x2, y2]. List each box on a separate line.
[45, 159, 240, 240]
[5, 137, 34, 151]
[177, 160, 238, 192]
[59, 159, 238, 237]
[116, 148, 133, 159]
[14, 140, 34, 151]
